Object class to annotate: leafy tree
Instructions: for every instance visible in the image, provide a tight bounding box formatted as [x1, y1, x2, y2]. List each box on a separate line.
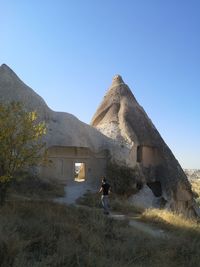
[0, 102, 46, 204]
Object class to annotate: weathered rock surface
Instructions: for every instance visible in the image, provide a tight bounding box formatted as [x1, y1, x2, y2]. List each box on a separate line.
[0, 64, 115, 153]
[91, 75, 199, 217]
[0, 64, 198, 217]
[128, 185, 158, 210]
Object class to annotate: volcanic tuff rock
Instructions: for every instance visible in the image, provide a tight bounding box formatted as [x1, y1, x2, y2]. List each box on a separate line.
[91, 75, 199, 217]
[0, 64, 199, 217]
[91, 75, 166, 148]
[0, 64, 126, 158]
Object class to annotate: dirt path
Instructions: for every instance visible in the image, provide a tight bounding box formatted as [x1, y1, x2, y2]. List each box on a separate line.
[11, 187, 169, 239]
[55, 184, 168, 239]
[55, 181, 96, 204]
[76, 204, 168, 239]
[129, 219, 167, 238]
[110, 213, 167, 238]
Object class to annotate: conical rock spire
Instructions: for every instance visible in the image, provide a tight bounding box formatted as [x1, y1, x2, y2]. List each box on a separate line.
[110, 74, 125, 87]
[91, 75, 198, 217]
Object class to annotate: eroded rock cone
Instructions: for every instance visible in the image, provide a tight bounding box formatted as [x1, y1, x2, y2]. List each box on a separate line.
[91, 75, 199, 217]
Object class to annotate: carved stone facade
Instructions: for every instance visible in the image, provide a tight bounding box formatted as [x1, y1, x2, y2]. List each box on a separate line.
[39, 146, 108, 185]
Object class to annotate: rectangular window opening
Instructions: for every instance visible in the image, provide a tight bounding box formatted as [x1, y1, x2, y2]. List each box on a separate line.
[74, 162, 86, 182]
[137, 146, 142, 163]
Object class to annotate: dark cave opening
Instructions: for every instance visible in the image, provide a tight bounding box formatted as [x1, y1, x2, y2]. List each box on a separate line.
[147, 181, 162, 197]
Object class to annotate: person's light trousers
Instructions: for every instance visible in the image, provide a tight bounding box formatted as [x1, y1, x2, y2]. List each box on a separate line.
[101, 195, 109, 213]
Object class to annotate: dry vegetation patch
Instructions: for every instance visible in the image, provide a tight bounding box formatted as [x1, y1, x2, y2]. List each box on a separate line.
[8, 175, 65, 201]
[77, 191, 141, 215]
[141, 208, 200, 237]
[1, 200, 200, 267]
[0, 201, 145, 267]
[1, 177, 200, 266]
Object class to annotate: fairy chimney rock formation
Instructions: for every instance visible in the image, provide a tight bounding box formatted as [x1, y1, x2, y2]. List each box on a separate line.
[0, 64, 199, 217]
[91, 75, 199, 217]
[91, 74, 136, 148]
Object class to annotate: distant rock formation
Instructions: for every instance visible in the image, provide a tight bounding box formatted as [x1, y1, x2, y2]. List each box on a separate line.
[91, 75, 199, 217]
[184, 169, 200, 180]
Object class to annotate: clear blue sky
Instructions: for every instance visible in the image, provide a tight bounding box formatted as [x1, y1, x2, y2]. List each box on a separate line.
[1, 0, 200, 168]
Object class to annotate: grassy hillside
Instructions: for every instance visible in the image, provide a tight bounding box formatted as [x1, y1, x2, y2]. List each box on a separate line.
[1, 200, 200, 267]
[0, 178, 200, 267]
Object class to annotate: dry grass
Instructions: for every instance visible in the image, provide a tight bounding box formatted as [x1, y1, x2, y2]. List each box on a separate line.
[140, 209, 200, 266]
[1, 178, 200, 266]
[1, 200, 200, 267]
[0, 200, 147, 267]
[8, 175, 65, 200]
[141, 208, 198, 230]
[77, 191, 141, 214]
[1, 197, 200, 267]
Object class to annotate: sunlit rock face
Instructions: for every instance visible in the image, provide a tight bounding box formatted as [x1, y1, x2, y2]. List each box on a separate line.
[0, 64, 114, 151]
[0, 64, 130, 186]
[91, 75, 133, 148]
[0, 64, 51, 120]
[91, 74, 199, 217]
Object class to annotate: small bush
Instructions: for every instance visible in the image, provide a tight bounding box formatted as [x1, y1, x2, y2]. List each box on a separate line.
[8, 175, 65, 200]
[77, 191, 101, 208]
[106, 162, 140, 196]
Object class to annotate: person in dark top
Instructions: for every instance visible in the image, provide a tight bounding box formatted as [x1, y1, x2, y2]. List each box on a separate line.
[99, 177, 111, 214]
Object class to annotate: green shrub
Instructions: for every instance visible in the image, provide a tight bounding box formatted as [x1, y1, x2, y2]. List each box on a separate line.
[106, 162, 140, 196]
